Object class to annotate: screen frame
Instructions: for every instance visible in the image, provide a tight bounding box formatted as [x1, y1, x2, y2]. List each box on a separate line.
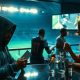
[52, 13, 79, 31]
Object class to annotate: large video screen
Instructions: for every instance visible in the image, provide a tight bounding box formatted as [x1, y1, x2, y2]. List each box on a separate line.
[52, 13, 80, 30]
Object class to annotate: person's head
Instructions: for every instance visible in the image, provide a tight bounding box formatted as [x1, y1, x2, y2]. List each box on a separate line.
[38, 29, 45, 38]
[2, 27, 15, 45]
[60, 28, 67, 37]
[0, 16, 16, 49]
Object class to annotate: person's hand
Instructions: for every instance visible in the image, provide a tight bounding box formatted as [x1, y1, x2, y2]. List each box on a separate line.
[16, 58, 27, 69]
[50, 54, 55, 63]
[50, 46, 55, 51]
[64, 43, 72, 52]
[68, 62, 73, 68]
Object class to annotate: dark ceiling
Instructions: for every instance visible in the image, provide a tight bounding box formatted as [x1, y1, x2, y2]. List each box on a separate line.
[40, 0, 80, 3]
[0, 0, 80, 14]
[1, 0, 80, 3]
[32, 0, 80, 3]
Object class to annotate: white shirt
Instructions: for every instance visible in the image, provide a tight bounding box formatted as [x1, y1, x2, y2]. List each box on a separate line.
[56, 35, 66, 55]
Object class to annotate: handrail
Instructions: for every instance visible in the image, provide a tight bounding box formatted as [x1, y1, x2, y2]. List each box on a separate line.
[9, 43, 80, 51]
[9, 48, 31, 51]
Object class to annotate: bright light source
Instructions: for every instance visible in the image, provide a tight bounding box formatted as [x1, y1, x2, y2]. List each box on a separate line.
[30, 9, 38, 14]
[42, 11, 45, 13]
[7, 7, 18, 12]
[24, 72, 31, 78]
[20, 8, 26, 13]
[0, 6, 1, 11]
[2, 6, 18, 12]
[30, 72, 38, 77]
[25, 9, 30, 13]
[20, 8, 30, 13]
[24, 72, 38, 78]
[2, 7, 8, 11]
[1, 6, 38, 14]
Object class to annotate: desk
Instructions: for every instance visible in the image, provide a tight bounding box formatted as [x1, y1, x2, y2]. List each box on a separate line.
[15, 64, 49, 80]
[72, 70, 80, 80]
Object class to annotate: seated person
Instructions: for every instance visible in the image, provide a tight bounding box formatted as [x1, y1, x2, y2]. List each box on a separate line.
[0, 16, 27, 79]
[64, 43, 80, 70]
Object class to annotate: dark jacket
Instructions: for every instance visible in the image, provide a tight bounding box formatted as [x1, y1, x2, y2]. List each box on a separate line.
[0, 16, 18, 80]
[30, 37, 51, 64]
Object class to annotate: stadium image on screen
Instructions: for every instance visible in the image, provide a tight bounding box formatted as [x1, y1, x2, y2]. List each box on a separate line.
[52, 13, 80, 30]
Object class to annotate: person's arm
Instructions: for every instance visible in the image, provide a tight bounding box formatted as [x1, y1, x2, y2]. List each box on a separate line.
[45, 47, 51, 54]
[70, 62, 80, 72]
[68, 50, 80, 63]
[0, 58, 27, 78]
[68, 62, 80, 72]
[0, 62, 18, 78]
[6, 46, 15, 63]
[44, 40, 51, 54]
[64, 43, 80, 63]
[72, 63, 80, 68]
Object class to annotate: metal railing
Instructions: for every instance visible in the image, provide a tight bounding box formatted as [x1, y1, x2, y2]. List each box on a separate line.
[9, 47, 31, 56]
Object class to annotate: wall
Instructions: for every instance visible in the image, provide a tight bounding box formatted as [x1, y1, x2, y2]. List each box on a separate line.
[0, 1, 80, 60]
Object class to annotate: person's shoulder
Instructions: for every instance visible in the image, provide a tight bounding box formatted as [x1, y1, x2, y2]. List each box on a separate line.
[32, 37, 39, 40]
[32, 37, 36, 39]
[56, 35, 61, 40]
[77, 55, 80, 59]
[44, 39, 47, 42]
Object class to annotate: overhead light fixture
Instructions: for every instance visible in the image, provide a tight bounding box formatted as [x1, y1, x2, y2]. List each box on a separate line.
[2, 7, 8, 11]
[0, 6, 38, 14]
[0, 6, 1, 11]
[2, 6, 18, 12]
[7, 7, 19, 12]
[20, 8, 30, 13]
[30, 8, 38, 14]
